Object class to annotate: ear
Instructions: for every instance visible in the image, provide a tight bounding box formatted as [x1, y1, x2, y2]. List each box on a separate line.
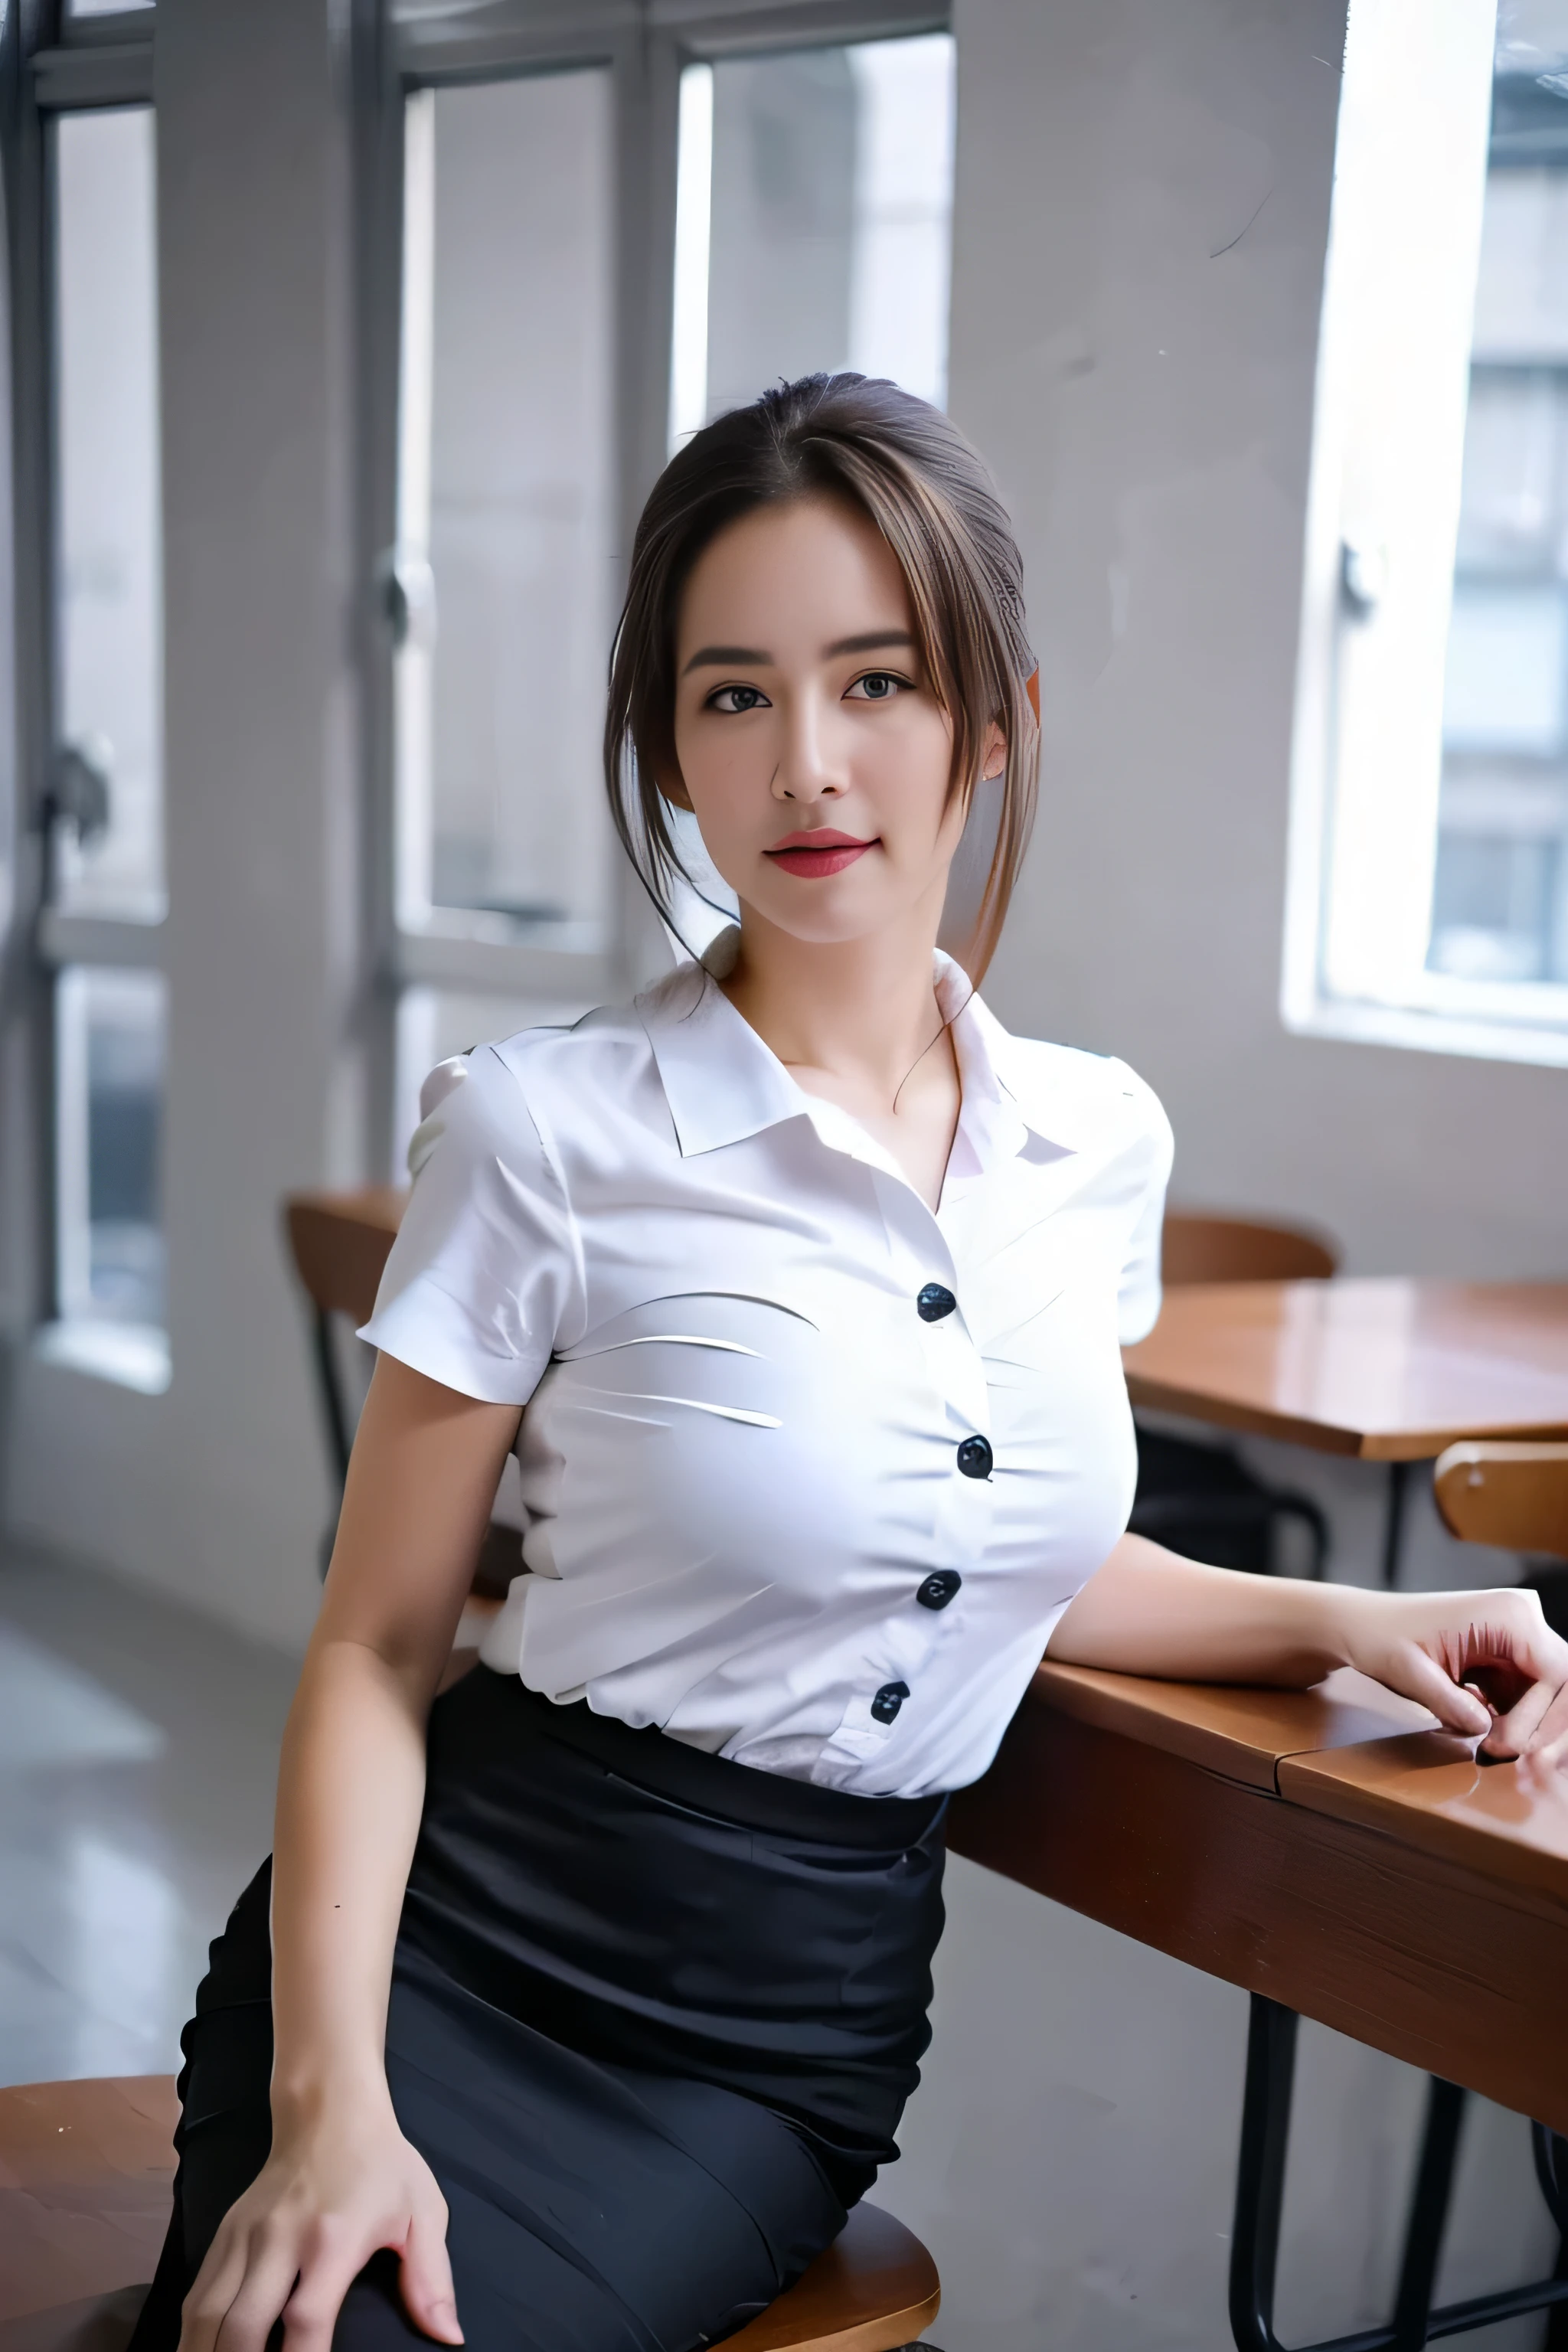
[656, 767, 694, 813]
[978, 719, 1008, 782]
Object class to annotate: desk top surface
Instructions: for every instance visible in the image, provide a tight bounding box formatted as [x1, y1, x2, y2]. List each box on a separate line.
[1122, 1277, 1568, 1459]
[1031, 1658, 1568, 1906]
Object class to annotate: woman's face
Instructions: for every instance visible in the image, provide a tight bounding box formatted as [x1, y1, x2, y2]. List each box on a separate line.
[668, 496, 996, 948]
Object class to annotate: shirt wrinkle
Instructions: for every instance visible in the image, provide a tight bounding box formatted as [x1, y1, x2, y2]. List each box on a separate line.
[361, 949, 1174, 1798]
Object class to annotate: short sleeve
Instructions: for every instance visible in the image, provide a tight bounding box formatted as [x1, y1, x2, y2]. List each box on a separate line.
[358, 1045, 575, 1406]
[1112, 1065, 1174, 1346]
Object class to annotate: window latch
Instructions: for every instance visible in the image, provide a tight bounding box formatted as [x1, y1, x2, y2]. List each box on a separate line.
[1339, 539, 1387, 619]
[41, 738, 112, 844]
[374, 547, 437, 650]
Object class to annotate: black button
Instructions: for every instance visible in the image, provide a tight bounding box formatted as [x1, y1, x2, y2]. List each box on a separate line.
[916, 1282, 956, 1323]
[956, 1436, 993, 1479]
[916, 1570, 962, 1611]
[871, 1681, 910, 1724]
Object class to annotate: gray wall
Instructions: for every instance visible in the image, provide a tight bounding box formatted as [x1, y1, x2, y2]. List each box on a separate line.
[0, 0, 1559, 2343]
[864, 5, 1555, 2347]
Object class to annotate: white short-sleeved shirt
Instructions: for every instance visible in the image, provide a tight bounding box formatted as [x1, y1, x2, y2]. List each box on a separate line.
[361, 934, 1172, 1798]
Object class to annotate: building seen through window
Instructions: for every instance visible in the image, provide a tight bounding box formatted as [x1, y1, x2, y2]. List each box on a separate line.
[1429, 13, 1568, 988]
[52, 104, 164, 922]
[55, 967, 167, 1341]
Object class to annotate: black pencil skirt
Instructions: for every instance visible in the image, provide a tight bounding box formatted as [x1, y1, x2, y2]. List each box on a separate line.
[129, 1667, 948, 2352]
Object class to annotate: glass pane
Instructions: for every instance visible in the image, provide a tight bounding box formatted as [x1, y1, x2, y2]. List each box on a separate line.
[669, 33, 956, 446]
[1428, 13, 1568, 985]
[55, 966, 166, 1334]
[395, 71, 616, 944]
[52, 107, 164, 920]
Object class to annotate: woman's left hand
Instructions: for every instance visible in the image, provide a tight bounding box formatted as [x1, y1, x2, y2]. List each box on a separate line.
[1339, 1584, 1568, 1763]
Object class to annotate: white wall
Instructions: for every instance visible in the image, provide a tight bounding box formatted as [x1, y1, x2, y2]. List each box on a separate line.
[949, 0, 1568, 1287]
[3, 0, 359, 1651]
[864, 6, 1557, 2347]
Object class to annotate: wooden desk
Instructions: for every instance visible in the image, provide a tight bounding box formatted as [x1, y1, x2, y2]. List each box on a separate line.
[949, 1658, 1567, 2133]
[1123, 1279, 1568, 1586]
[949, 1661, 1568, 2348]
[1123, 1279, 1568, 1461]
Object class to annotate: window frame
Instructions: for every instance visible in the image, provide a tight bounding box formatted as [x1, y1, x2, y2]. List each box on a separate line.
[1282, 0, 1568, 1071]
[354, 0, 949, 1166]
[2, 1, 165, 1374]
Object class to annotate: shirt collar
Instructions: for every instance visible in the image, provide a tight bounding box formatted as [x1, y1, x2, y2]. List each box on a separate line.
[635, 926, 1080, 1168]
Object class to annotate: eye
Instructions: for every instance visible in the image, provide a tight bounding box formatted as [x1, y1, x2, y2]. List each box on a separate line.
[706, 683, 771, 714]
[844, 671, 910, 703]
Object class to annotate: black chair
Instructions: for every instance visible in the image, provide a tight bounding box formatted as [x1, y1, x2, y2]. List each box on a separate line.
[1130, 1211, 1338, 1579]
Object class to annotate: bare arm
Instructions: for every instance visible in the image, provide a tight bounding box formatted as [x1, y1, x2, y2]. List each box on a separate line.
[1050, 1531, 1568, 1762]
[181, 1354, 520, 2352]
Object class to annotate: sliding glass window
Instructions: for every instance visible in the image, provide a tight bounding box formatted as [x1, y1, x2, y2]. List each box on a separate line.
[38, 83, 168, 1390]
[670, 33, 956, 447]
[377, 5, 954, 1166]
[393, 70, 616, 954]
[51, 103, 164, 922]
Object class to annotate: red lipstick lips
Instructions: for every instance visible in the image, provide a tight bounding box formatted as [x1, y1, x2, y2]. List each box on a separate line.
[763, 828, 875, 880]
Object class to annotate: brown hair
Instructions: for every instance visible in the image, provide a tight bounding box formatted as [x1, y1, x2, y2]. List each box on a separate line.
[603, 372, 1037, 982]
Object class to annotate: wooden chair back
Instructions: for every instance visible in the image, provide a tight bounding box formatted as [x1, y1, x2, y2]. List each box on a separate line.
[0, 2077, 937, 2352]
[284, 1187, 406, 1328]
[1433, 1442, 1568, 1560]
[1161, 1210, 1339, 1287]
[282, 1187, 407, 1485]
[283, 1185, 518, 1603]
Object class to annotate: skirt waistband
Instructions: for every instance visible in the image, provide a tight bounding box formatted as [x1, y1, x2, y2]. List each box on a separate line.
[480, 1669, 948, 1852]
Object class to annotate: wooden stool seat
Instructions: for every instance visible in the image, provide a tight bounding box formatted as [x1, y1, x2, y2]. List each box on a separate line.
[0, 2079, 939, 2352]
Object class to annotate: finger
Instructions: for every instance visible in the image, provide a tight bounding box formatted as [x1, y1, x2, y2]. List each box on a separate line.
[1483, 1672, 1557, 1759]
[181, 2230, 260, 2352]
[211, 2239, 305, 2352]
[280, 2227, 382, 2352]
[1387, 1645, 1491, 1738]
[1522, 1680, 1568, 1764]
[399, 2201, 462, 2344]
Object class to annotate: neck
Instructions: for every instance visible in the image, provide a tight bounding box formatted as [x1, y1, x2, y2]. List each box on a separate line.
[720, 890, 954, 1102]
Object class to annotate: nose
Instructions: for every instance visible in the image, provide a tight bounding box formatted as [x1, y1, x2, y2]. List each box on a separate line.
[773, 687, 844, 804]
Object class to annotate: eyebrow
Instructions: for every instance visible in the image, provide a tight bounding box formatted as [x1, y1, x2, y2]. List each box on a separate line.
[681, 629, 916, 677]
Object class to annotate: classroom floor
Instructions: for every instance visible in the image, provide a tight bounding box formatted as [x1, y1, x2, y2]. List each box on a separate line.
[0, 1540, 296, 2087]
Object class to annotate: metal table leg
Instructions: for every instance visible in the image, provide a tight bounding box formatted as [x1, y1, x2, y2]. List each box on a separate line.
[1229, 1994, 1568, 2350]
[1380, 1459, 1411, 1589]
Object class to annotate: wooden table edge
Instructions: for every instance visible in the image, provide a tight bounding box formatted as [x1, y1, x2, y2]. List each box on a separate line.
[1279, 1737, 1568, 1906]
[1027, 1661, 1435, 1794]
[949, 1702, 1568, 2134]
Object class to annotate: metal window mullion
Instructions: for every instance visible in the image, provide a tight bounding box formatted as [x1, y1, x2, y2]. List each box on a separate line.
[352, 0, 407, 1176]
[34, 909, 165, 969]
[396, 2, 949, 88]
[2, 0, 64, 1332]
[656, 0, 948, 58]
[30, 40, 153, 110]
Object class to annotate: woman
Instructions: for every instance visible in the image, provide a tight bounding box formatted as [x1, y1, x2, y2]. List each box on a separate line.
[136, 374, 1568, 2352]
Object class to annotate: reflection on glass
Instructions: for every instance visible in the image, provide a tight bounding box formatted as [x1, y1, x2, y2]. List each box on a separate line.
[56, 967, 166, 1337]
[669, 33, 956, 449]
[1429, 15, 1568, 985]
[53, 108, 164, 920]
[395, 72, 615, 943]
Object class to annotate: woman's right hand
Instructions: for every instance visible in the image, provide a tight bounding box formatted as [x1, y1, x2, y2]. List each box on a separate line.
[178, 2092, 462, 2352]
